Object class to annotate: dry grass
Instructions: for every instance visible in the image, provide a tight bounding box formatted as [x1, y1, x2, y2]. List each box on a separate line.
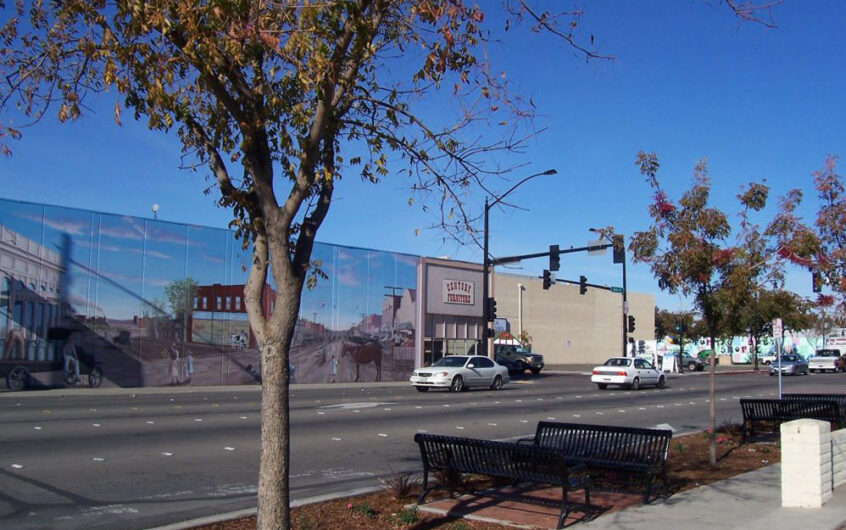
[192, 425, 780, 530]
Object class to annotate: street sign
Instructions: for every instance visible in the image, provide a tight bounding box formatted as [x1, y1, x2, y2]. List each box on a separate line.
[587, 240, 607, 256]
[772, 318, 783, 338]
[610, 287, 623, 293]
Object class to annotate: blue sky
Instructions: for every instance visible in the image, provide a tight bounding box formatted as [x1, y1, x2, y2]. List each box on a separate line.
[2, 1, 843, 314]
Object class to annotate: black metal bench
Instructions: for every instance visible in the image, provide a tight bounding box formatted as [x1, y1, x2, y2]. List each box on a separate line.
[739, 398, 841, 441]
[782, 393, 846, 425]
[414, 433, 591, 529]
[516, 421, 671, 503]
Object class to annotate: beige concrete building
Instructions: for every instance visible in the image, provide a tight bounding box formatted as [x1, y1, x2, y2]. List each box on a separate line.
[492, 272, 655, 364]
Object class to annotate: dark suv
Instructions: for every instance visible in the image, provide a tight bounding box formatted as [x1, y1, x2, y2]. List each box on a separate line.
[494, 345, 544, 374]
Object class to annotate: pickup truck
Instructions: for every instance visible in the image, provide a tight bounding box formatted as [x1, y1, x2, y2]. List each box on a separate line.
[494, 345, 545, 374]
[809, 349, 844, 373]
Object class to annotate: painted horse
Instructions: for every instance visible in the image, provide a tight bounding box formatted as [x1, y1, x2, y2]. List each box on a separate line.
[340, 340, 383, 382]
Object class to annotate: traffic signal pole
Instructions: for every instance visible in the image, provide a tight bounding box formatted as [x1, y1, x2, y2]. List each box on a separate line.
[622, 247, 628, 357]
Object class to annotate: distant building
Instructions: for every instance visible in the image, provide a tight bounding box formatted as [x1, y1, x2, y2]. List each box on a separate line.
[188, 283, 277, 348]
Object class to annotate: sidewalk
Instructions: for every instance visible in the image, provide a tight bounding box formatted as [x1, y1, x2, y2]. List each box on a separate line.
[417, 463, 846, 529]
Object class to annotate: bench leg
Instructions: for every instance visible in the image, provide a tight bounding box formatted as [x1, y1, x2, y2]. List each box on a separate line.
[643, 473, 654, 504]
[557, 484, 568, 529]
[417, 466, 432, 505]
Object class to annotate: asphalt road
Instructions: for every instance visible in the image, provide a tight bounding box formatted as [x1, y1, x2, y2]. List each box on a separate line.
[1, 369, 843, 529]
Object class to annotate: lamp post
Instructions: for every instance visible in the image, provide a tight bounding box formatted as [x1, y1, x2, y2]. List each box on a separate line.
[482, 169, 557, 356]
[589, 228, 628, 357]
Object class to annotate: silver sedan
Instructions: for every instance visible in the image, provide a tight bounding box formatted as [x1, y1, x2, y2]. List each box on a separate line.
[410, 355, 510, 392]
[768, 354, 809, 376]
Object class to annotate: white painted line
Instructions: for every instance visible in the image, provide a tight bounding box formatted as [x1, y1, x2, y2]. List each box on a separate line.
[33, 426, 42, 430]
[383, 408, 391, 411]
[520, 420, 528, 423]
[146, 421, 155, 424]
[416, 429, 427, 433]
[657, 405, 665, 408]
[378, 433, 388, 437]
[161, 452, 173, 457]
[353, 410, 360, 413]
[317, 411, 325, 415]
[546, 417, 556, 421]
[11, 464, 23, 469]
[415, 406, 423, 409]
[573, 414, 581, 418]
[618, 410, 626, 413]
[516, 400, 523, 403]
[494, 401, 501, 404]
[456, 426, 465, 430]
[194, 418, 203, 422]
[92, 423, 101, 427]
[536, 398, 544, 401]
[638, 407, 646, 410]
[92, 457, 105, 462]
[576, 395, 583, 398]
[595, 412, 604, 415]
[720, 398, 727, 401]
[443, 405, 450, 408]
[240, 416, 248, 420]
[331, 437, 342, 441]
[224, 447, 235, 451]
[488, 423, 498, 426]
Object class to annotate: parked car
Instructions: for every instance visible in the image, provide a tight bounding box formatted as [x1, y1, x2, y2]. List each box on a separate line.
[768, 354, 809, 376]
[410, 355, 510, 392]
[808, 349, 843, 373]
[494, 344, 545, 374]
[697, 349, 719, 365]
[591, 357, 665, 390]
[681, 353, 705, 372]
[760, 352, 777, 365]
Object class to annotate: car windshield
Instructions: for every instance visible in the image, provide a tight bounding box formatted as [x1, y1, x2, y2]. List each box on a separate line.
[779, 355, 798, 362]
[603, 358, 631, 367]
[815, 350, 839, 357]
[432, 356, 467, 368]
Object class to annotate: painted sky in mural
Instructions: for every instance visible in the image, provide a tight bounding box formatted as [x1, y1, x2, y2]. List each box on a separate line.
[0, 198, 417, 329]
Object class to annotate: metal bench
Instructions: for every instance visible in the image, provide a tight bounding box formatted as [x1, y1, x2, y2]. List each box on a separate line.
[739, 398, 841, 442]
[414, 433, 591, 529]
[782, 393, 846, 425]
[516, 421, 671, 503]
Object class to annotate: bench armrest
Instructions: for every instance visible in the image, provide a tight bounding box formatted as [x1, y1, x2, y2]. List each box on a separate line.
[515, 436, 536, 445]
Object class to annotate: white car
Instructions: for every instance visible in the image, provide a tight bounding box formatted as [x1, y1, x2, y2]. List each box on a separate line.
[410, 355, 510, 392]
[591, 357, 665, 390]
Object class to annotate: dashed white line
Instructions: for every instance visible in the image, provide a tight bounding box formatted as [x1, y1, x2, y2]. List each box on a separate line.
[92, 457, 105, 462]
[161, 452, 173, 457]
[331, 437, 342, 441]
[378, 433, 388, 437]
[92, 423, 101, 427]
[456, 426, 465, 430]
[11, 464, 24, 469]
[224, 447, 235, 451]
[573, 414, 581, 418]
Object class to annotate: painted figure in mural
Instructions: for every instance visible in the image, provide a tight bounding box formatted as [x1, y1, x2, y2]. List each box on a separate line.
[62, 334, 80, 385]
[168, 342, 181, 385]
[330, 355, 337, 383]
[183, 350, 194, 383]
[230, 331, 247, 350]
[341, 341, 382, 382]
[3, 326, 25, 360]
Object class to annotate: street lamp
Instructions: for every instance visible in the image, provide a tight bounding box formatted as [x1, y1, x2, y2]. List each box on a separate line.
[589, 228, 628, 357]
[482, 169, 557, 356]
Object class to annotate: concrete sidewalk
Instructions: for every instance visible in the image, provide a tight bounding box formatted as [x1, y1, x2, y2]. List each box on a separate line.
[417, 463, 846, 529]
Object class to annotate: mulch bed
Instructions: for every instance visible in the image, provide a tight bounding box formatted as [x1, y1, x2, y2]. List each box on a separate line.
[192, 424, 780, 529]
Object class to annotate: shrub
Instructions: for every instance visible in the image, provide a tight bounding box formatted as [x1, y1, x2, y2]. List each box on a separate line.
[379, 471, 421, 499]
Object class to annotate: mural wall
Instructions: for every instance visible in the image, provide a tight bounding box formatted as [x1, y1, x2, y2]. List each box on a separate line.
[646, 330, 836, 364]
[0, 198, 418, 389]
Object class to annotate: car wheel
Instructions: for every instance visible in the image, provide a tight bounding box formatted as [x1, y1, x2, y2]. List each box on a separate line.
[6, 365, 30, 391]
[490, 375, 503, 391]
[450, 376, 464, 393]
[597, 383, 607, 390]
[530, 368, 541, 375]
[687, 362, 697, 372]
[415, 386, 429, 392]
[769, 372, 775, 376]
[656, 375, 665, 389]
[630, 378, 640, 391]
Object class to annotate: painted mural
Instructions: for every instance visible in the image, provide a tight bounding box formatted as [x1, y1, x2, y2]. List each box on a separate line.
[647, 330, 834, 364]
[0, 197, 418, 390]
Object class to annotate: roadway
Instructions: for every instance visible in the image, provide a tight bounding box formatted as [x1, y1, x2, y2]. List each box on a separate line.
[1, 368, 843, 529]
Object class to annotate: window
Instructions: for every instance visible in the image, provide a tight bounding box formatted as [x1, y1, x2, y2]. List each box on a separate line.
[193, 297, 199, 310]
[235, 296, 242, 310]
[225, 297, 231, 310]
[216, 296, 222, 310]
[203, 296, 208, 309]
[476, 357, 494, 368]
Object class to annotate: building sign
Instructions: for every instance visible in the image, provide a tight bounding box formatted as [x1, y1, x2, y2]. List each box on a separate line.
[442, 279, 475, 305]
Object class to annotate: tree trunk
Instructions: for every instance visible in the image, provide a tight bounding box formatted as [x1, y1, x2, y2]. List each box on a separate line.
[256, 277, 301, 530]
[708, 329, 717, 468]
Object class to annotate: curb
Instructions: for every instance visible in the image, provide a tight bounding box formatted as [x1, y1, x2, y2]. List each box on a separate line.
[147, 486, 382, 530]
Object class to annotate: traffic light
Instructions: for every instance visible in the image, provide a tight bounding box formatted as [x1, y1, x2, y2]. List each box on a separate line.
[549, 244, 560, 272]
[613, 234, 625, 264]
[542, 269, 552, 290]
[627, 315, 636, 333]
[813, 272, 823, 293]
[487, 297, 497, 321]
[579, 275, 587, 295]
